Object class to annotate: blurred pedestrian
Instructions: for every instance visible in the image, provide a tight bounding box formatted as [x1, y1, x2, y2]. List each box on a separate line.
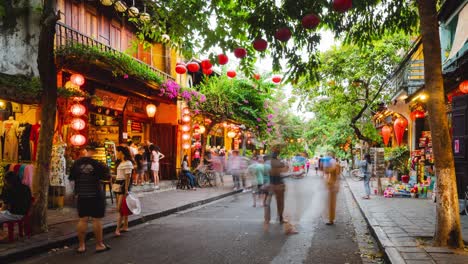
[360, 154, 372, 199]
[322, 152, 341, 225]
[247, 156, 265, 207]
[114, 146, 134, 236]
[150, 145, 165, 189]
[209, 150, 224, 186]
[69, 146, 111, 253]
[227, 150, 243, 190]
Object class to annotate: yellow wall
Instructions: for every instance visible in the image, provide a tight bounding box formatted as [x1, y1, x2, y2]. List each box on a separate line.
[151, 44, 165, 71]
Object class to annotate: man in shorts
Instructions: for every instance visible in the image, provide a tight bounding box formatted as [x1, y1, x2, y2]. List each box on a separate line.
[69, 146, 111, 253]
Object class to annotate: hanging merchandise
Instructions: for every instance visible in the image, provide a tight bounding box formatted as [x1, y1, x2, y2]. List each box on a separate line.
[3, 116, 19, 162]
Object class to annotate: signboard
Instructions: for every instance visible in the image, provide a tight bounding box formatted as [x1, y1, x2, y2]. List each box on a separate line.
[92, 89, 128, 111]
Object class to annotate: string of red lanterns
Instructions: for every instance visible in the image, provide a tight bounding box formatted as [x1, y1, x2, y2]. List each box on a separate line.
[68, 73, 87, 147]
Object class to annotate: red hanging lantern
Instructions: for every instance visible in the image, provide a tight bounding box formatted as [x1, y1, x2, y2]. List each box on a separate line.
[187, 62, 200, 73]
[272, 76, 282, 84]
[193, 124, 200, 130]
[175, 64, 187, 74]
[410, 111, 417, 121]
[203, 68, 213, 75]
[194, 151, 200, 158]
[333, 0, 352, 13]
[70, 73, 85, 86]
[70, 103, 86, 116]
[70, 134, 86, 146]
[253, 39, 268, 51]
[195, 141, 202, 149]
[274, 27, 292, 42]
[70, 117, 86, 131]
[193, 133, 201, 140]
[253, 73, 261, 80]
[200, 59, 212, 69]
[182, 133, 191, 141]
[415, 110, 425, 119]
[393, 117, 408, 146]
[218, 54, 229, 65]
[234, 47, 247, 59]
[301, 14, 320, 29]
[227, 70, 236, 78]
[459, 80, 468, 94]
[381, 125, 391, 146]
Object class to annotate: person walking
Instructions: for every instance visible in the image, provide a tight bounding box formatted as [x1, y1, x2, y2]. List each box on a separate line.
[134, 147, 145, 186]
[114, 146, 134, 236]
[360, 154, 372, 199]
[247, 156, 265, 207]
[322, 152, 341, 225]
[69, 146, 111, 253]
[227, 150, 243, 190]
[181, 155, 196, 190]
[150, 145, 165, 189]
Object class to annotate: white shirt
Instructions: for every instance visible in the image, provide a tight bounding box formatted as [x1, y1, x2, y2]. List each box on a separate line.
[116, 160, 133, 180]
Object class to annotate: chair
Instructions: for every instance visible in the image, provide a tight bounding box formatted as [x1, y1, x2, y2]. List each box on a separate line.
[100, 179, 114, 204]
[3, 197, 34, 242]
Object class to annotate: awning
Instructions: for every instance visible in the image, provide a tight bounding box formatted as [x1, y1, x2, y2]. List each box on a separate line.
[448, 3, 468, 60]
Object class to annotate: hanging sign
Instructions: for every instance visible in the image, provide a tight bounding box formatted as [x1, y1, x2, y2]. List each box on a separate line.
[131, 121, 143, 132]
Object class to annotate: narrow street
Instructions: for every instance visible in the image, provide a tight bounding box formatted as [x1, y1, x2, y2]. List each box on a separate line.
[16, 173, 381, 264]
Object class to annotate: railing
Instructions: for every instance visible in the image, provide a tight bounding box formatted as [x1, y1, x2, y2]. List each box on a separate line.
[55, 22, 174, 82]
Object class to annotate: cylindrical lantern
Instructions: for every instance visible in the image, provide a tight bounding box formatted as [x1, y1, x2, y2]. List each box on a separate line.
[227, 131, 236, 138]
[234, 47, 247, 58]
[128, 6, 139, 17]
[182, 143, 191, 150]
[182, 133, 191, 140]
[70, 74, 85, 86]
[70, 134, 86, 146]
[70, 118, 86, 131]
[393, 117, 408, 146]
[459, 80, 468, 94]
[146, 103, 157, 118]
[70, 103, 86, 116]
[182, 115, 191, 122]
[198, 125, 206, 134]
[182, 124, 190, 132]
[381, 125, 391, 146]
[182, 107, 190, 115]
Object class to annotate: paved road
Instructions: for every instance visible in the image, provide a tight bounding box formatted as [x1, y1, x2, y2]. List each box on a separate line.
[17, 173, 382, 264]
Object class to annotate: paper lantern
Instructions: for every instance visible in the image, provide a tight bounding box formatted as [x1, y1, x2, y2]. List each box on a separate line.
[187, 62, 200, 73]
[182, 143, 191, 150]
[415, 110, 425, 119]
[146, 103, 157, 118]
[128, 6, 139, 17]
[194, 151, 200, 158]
[100, 0, 113, 6]
[302, 14, 320, 29]
[70, 74, 85, 86]
[140, 12, 151, 22]
[393, 117, 408, 146]
[253, 73, 261, 80]
[182, 115, 191, 122]
[227, 70, 236, 78]
[200, 59, 212, 69]
[381, 125, 391, 146]
[198, 125, 206, 134]
[175, 64, 187, 74]
[114, 0, 127, 12]
[70, 103, 86, 116]
[193, 133, 201, 140]
[274, 28, 292, 42]
[182, 107, 190, 115]
[182, 133, 190, 140]
[70, 118, 86, 131]
[203, 68, 213, 75]
[194, 141, 202, 148]
[227, 131, 236, 138]
[218, 54, 229, 65]
[333, 0, 352, 13]
[253, 39, 268, 51]
[234, 47, 247, 59]
[459, 80, 468, 94]
[182, 124, 190, 132]
[70, 134, 86, 146]
[193, 124, 200, 130]
[272, 76, 282, 84]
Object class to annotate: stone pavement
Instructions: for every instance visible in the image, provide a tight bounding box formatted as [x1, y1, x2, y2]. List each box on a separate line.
[0, 177, 239, 262]
[345, 176, 468, 264]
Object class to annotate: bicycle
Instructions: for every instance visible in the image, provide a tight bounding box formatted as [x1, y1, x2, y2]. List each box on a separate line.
[194, 165, 216, 188]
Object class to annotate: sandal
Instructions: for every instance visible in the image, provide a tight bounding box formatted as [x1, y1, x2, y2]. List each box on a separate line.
[95, 244, 111, 253]
[76, 248, 86, 254]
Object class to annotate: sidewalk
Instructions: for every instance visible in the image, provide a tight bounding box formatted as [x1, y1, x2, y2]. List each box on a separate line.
[0, 177, 239, 263]
[344, 177, 468, 264]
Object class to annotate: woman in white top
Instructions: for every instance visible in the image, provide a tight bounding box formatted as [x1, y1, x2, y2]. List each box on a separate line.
[150, 145, 165, 189]
[114, 146, 134, 236]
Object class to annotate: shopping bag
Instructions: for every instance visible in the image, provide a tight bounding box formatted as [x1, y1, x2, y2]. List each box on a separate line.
[125, 192, 141, 215]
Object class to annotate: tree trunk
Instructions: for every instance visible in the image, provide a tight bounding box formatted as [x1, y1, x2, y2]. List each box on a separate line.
[31, 0, 59, 234]
[417, 0, 463, 248]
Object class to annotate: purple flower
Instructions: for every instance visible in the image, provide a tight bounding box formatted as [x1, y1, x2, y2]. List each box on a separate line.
[244, 99, 249, 104]
[200, 94, 206, 103]
[194, 109, 200, 114]
[158, 88, 166, 96]
[267, 122, 272, 126]
[123, 74, 129, 79]
[181, 91, 192, 100]
[267, 114, 273, 120]
[267, 128, 272, 132]
[257, 118, 262, 122]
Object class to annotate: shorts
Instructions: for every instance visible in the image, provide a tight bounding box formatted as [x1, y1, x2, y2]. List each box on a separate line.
[114, 180, 131, 194]
[0, 211, 23, 223]
[77, 195, 106, 218]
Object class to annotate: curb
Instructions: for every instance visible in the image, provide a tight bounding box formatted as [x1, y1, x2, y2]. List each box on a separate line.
[343, 177, 406, 264]
[2, 189, 242, 263]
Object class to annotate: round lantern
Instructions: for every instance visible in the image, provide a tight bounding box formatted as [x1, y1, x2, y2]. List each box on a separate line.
[182, 133, 191, 140]
[181, 124, 190, 132]
[227, 131, 236, 138]
[274, 28, 292, 42]
[70, 103, 86, 116]
[139, 12, 151, 22]
[459, 80, 468, 94]
[200, 59, 212, 69]
[203, 68, 213, 75]
[198, 125, 206, 134]
[253, 73, 261, 80]
[381, 125, 391, 146]
[70, 74, 85, 86]
[186, 62, 200, 73]
[182, 107, 190, 115]
[182, 114, 191, 123]
[70, 118, 86, 131]
[175, 64, 187, 74]
[128, 6, 139, 17]
[227, 70, 236, 78]
[333, 0, 352, 13]
[194, 141, 202, 148]
[415, 110, 425, 119]
[302, 14, 320, 29]
[272, 76, 282, 84]
[70, 134, 86, 146]
[218, 54, 229, 65]
[146, 103, 157, 118]
[114, 1, 127, 12]
[253, 39, 268, 52]
[193, 133, 201, 140]
[393, 117, 408, 146]
[193, 124, 200, 130]
[234, 47, 247, 59]
[100, 0, 113, 6]
[182, 143, 191, 150]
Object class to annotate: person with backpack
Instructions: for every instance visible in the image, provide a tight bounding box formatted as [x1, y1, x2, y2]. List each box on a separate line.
[360, 154, 373, 199]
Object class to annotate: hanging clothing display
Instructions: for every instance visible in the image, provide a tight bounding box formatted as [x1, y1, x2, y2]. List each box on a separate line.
[18, 123, 32, 161]
[3, 118, 19, 162]
[30, 123, 40, 161]
[49, 142, 66, 187]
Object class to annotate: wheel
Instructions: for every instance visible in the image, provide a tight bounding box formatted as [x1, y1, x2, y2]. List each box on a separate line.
[350, 169, 363, 181]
